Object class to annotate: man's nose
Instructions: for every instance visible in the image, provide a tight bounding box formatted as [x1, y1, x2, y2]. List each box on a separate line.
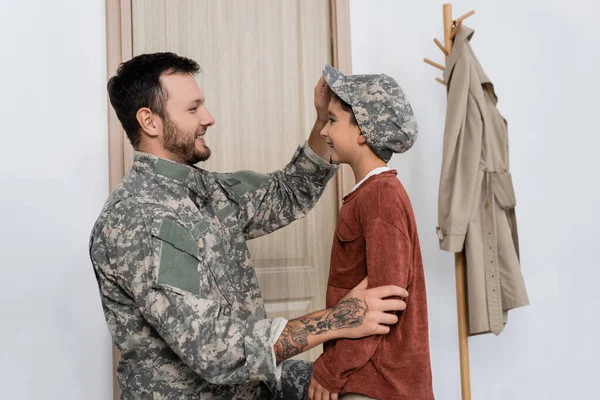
[201, 109, 215, 127]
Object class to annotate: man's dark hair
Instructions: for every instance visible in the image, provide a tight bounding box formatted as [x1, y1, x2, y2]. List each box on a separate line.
[332, 93, 358, 126]
[107, 52, 201, 148]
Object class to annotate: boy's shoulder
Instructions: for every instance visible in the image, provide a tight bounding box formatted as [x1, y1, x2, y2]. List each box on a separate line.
[356, 171, 407, 200]
[354, 171, 413, 221]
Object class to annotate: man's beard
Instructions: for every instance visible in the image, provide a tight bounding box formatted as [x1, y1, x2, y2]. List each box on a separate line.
[163, 116, 211, 165]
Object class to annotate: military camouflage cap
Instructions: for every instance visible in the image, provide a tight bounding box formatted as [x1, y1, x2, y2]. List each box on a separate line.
[323, 64, 418, 162]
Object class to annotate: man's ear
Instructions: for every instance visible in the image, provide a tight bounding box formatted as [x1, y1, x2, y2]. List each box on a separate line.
[136, 107, 161, 139]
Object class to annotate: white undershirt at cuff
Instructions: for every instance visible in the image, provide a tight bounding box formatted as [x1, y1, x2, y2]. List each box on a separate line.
[268, 317, 288, 381]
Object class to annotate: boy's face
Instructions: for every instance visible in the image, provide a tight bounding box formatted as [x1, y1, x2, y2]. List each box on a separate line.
[320, 97, 362, 164]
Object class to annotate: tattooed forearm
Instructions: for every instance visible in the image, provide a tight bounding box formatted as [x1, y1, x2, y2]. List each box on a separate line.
[274, 323, 309, 362]
[274, 297, 369, 363]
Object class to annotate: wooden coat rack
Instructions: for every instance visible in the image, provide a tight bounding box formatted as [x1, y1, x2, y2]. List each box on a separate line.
[424, 4, 475, 400]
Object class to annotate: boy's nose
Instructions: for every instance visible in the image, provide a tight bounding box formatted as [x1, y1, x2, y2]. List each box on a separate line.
[319, 123, 329, 138]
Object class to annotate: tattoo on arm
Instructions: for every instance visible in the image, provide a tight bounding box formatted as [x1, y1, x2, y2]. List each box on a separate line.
[274, 297, 368, 363]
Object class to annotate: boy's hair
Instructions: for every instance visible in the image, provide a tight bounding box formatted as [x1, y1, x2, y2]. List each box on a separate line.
[107, 52, 201, 148]
[332, 93, 358, 127]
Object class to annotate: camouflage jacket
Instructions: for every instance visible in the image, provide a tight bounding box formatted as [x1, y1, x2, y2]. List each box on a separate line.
[89, 143, 337, 399]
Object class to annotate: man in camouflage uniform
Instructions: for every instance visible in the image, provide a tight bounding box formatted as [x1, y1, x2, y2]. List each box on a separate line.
[90, 52, 407, 399]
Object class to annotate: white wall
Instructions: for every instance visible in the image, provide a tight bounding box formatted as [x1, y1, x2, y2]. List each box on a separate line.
[0, 1, 113, 398]
[350, 0, 600, 399]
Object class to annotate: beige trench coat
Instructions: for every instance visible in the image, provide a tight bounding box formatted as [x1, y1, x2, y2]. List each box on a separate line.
[437, 26, 529, 336]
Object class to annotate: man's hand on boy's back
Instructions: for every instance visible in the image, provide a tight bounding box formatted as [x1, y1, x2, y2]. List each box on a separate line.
[273, 277, 407, 363]
[339, 277, 407, 338]
[307, 278, 408, 399]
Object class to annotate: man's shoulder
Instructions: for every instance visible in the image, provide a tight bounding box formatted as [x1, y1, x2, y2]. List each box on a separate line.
[91, 171, 179, 239]
[91, 197, 144, 242]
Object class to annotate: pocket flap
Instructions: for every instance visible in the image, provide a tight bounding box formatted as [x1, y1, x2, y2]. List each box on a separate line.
[190, 220, 210, 241]
[216, 204, 236, 223]
[150, 219, 202, 295]
[216, 171, 270, 197]
[153, 219, 198, 258]
[492, 171, 517, 210]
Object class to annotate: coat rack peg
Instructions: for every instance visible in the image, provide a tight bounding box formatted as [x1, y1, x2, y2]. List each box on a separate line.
[434, 38, 450, 56]
[454, 10, 475, 25]
[450, 21, 462, 39]
[436, 77, 446, 86]
[424, 58, 445, 71]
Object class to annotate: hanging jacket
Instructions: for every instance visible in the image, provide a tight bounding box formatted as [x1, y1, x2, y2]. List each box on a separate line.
[437, 25, 529, 336]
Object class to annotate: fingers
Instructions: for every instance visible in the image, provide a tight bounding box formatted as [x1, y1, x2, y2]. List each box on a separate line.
[320, 389, 331, 400]
[309, 377, 334, 400]
[312, 387, 330, 400]
[376, 299, 407, 313]
[314, 76, 327, 96]
[374, 324, 391, 335]
[376, 311, 400, 325]
[308, 381, 315, 400]
[369, 284, 408, 299]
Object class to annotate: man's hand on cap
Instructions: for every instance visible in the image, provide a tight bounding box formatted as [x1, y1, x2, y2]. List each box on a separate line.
[314, 76, 332, 124]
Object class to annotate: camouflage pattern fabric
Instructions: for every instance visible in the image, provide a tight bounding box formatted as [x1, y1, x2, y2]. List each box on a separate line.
[270, 360, 313, 399]
[323, 64, 418, 162]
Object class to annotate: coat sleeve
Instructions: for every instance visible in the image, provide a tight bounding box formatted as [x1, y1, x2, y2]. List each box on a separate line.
[437, 53, 484, 252]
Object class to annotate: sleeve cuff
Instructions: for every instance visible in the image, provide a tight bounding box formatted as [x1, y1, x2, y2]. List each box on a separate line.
[244, 318, 280, 382]
[267, 317, 288, 381]
[301, 141, 339, 170]
[311, 354, 348, 393]
[437, 227, 466, 252]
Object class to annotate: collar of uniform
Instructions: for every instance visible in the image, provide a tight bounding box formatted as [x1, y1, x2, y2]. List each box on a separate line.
[443, 25, 475, 84]
[132, 152, 207, 199]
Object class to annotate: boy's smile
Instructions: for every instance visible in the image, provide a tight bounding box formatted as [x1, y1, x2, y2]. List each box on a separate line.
[319, 96, 362, 165]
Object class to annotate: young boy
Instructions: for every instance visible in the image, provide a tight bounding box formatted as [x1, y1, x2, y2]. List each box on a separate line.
[309, 65, 434, 400]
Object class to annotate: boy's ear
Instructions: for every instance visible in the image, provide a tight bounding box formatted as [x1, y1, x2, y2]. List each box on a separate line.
[357, 133, 367, 144]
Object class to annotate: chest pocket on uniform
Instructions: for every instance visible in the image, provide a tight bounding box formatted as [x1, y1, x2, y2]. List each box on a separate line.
[152, 219, 207, 296]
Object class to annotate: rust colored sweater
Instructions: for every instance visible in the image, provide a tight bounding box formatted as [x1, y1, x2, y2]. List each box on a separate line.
[312, 171, 434, 400]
